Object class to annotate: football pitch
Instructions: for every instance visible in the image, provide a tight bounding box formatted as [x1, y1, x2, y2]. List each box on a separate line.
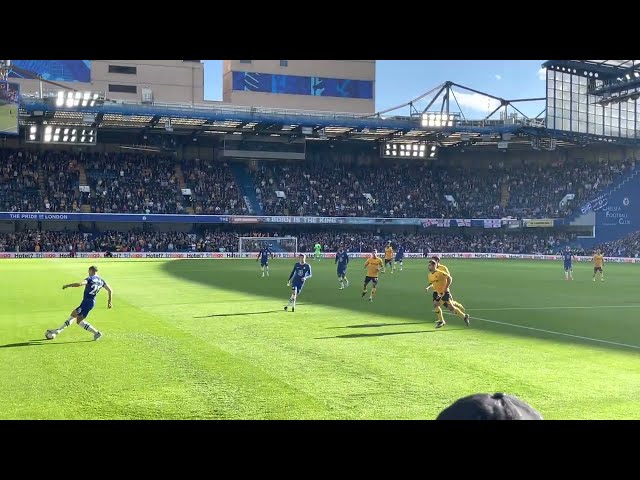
[1, 257, 639, 420]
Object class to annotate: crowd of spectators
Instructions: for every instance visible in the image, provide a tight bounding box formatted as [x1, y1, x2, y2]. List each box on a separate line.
[0, 228, 577, 255]
[7, 226, 639, 258]
[503, 158, 636, 218]
[0, 149, 40, 212]
[84, 152, 182, 214]
[0, 230, 88, 253]
[594, 230, 640, 258]
[40, 151, 82, 212]
[249, 152, 636, 219]
[182, 159, 247, 215]
[296, 231, 575, 255]
[0, 147, 636, 221]
[0, 229, 197, 253]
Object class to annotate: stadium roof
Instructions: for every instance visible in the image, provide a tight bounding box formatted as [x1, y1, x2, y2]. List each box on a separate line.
[583, 60, 640, 69]
[543, 60, 640, 78]
[16, 80, 640, 150]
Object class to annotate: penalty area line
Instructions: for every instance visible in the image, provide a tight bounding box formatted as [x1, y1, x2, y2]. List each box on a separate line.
[461, 314, 640, 350]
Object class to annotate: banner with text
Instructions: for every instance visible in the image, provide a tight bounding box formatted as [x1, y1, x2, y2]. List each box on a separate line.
[421, 218, 502, 228]
[2, 251, 638, 263]
[3, 212, 510, 227]
[522, 219, 555, 228]
[595, 174, 640, 242]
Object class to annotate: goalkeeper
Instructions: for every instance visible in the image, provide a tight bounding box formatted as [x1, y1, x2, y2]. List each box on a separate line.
[314, 242, 322, 262]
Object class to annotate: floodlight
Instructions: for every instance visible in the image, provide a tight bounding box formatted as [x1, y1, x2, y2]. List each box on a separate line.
[421, 112, 459, 128]
[51, 90, 105, 109]
[382, 141, 434, 159]
[26, 124, 97, 145]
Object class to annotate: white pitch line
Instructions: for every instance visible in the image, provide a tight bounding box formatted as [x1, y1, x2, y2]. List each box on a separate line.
[462, 314, 640, 350]
[470, 305, 640, 312]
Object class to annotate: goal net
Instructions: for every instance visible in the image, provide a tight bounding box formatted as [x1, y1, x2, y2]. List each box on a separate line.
[238, 236, 298, 255]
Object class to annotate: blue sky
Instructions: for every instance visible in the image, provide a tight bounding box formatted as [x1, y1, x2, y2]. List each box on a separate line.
[203, 60, 548, 119]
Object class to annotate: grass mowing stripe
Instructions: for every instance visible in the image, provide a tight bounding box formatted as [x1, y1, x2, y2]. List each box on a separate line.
[471, 305, 640, 311]
[462, 313, 640, 350]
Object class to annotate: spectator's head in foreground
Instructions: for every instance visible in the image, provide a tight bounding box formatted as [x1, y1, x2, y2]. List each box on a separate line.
[436, 392, 543, 420]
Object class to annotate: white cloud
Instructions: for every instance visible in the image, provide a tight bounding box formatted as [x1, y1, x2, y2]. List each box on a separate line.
[453, 90, 501, 116]
[495, 74, 502, 80]
[537, 67, 546, 81]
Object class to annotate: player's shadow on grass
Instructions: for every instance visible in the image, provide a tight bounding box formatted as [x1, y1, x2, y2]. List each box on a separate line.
[195, 310, 281, 318]
[327, 322, 426, 329]
[316, 328, 462, 339]
[163, 260, 635, 352]
[163, 261, 470, 327]
[0, 339, 93, 348]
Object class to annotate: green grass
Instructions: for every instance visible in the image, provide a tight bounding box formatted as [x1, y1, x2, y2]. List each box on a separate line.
[1, 257, 639, 419]
[0, 103, 18, 134]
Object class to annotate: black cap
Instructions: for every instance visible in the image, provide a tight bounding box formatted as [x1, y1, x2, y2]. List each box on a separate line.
[436, 393, 543, 420]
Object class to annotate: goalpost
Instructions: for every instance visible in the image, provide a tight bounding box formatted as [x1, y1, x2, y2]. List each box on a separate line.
[238, 236, 298, 255]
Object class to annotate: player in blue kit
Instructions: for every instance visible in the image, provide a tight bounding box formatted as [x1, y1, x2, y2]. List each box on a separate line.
[46, 265, 112, 341]
[562, 247, 575, 281]
[256, 245, 274, 277]
[335, 246, 350, 289]
[284, 254, 312, 312]
[395, 244, 405, 271]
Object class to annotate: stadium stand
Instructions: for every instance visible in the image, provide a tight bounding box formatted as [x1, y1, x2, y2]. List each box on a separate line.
[594, 230, 640, 258]
[0, 228, 577, 255]
[0, 147, 634, 219]
[181, 158, 247, 215]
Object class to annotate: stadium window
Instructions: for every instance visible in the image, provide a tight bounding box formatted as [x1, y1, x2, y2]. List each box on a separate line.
[108, 65, 137, 75]
[108, 84, 137, 94]
[280, 60, 288, 67]
[240, 60, 252, 64]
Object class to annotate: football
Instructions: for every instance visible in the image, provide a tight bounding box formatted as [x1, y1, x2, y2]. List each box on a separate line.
[45, 330, 57, 340]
